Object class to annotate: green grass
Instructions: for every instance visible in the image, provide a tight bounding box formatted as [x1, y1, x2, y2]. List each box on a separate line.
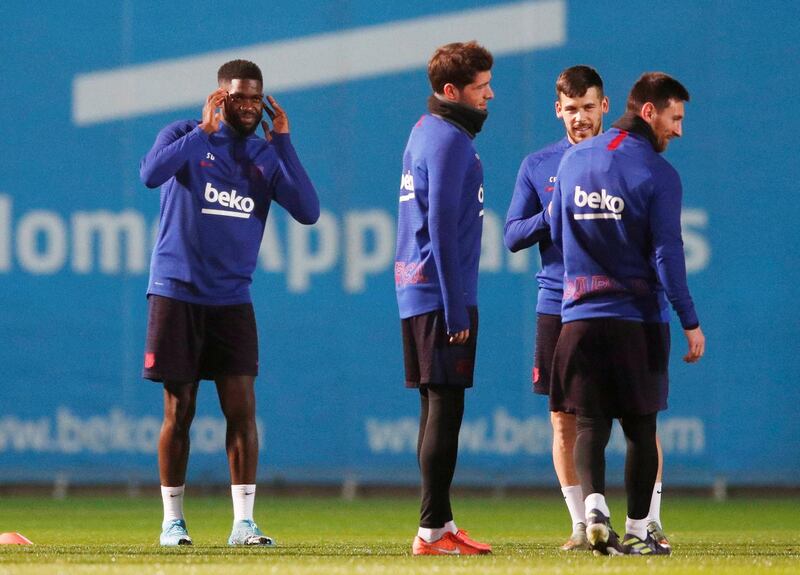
[0, 494, 798, 574]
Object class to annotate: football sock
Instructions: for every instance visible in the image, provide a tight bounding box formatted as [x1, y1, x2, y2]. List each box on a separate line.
[575, 415, 613, 500]
[231, 484, 256, 522]
[626, 516, 649, 540]
[584, 492, 610, 517]
[418, 386, 465, 529]
[161, 484, 185, 523]
[562, 485, 585, 528]
[417, 526, 448, 542]
[444, 520, 458, 534]
[648, 482, 663, 524]
[620, 413, 658, 520]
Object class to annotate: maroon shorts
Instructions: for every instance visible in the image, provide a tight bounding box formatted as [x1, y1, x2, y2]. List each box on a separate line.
[550, 319, 670, 417]
[401, 307, 478, 388]
[142, 295, 259, 383]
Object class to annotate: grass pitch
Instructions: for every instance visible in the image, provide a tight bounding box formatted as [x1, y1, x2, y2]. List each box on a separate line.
[0, 493, 797, 574]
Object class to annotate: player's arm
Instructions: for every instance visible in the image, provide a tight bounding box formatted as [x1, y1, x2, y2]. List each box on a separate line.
[548, 176, 563, 251]
[428, 136, 470, 339]
[139, 89, 224, 188]
[261, 96, 320, 225]
[504, 159, 548, 252]
[650, 168, 705, 362]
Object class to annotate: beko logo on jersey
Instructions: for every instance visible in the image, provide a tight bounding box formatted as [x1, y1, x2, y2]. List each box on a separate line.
[573, 185, 625, 220]
[399, 171, 415, 202]
[202, 183, 255, 219]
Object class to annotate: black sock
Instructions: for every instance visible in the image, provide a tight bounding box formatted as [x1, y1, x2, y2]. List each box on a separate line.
[418, 386, 465, 528]
[575, 415, 613, 500]
[620, 413, 658, 520]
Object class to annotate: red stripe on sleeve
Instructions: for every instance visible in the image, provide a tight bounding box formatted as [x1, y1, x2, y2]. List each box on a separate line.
[607, 130, 628, 150]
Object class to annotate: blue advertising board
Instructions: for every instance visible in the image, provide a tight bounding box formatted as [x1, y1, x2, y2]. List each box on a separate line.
[1, 0, 798, 486]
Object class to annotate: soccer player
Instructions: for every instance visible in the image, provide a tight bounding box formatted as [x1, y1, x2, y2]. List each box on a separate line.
[139, 59, 320, 546]
[395, 41, 494, 556]
[548, 72, 705, 556]
[505, 66, 671, 551]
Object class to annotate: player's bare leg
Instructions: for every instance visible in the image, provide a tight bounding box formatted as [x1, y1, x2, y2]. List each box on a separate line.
[158, 381, 199, 546]
[216, 375, 259, 484]
[647, 435, 670, 548]
[216, 375, 273, 546]
[159, 381, 200, 486]
[551, 411, 589, 551]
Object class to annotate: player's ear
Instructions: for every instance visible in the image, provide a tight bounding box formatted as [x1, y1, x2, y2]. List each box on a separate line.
[555, 99, 563, 118]
[442, 83, 459, 102]
[601, 96, 609, 114]
[641, 102, 656, 122]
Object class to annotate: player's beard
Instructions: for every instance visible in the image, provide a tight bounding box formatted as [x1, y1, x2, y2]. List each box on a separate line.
[225, 105, 260, 137]
[569, 121, 600, 143]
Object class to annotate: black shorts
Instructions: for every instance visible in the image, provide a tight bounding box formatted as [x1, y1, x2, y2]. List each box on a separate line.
[142, 295, 259, 383]
[550, 319, 670, 418]
[532, 313, 562, 397]
[401, 307, 478, 388]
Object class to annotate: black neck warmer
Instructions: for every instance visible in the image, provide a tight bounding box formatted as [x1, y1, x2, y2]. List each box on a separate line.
[612, 112, 660, 151]
[427, 94, 488, 138]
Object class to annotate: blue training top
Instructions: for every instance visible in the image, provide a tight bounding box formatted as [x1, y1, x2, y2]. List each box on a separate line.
[140, 120, 320, 305]
[549, 119, 698, 329]
[504, 137, 570, 315]
[395, 114, 484, 334]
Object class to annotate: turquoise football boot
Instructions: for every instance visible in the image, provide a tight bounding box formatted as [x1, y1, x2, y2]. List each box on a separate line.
[227, 519, 276, 546]
[159, 519, 192, 546]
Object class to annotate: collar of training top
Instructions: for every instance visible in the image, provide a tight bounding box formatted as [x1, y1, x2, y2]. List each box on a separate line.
[427, 94, 488, 138]
[612, 112, 659, 151]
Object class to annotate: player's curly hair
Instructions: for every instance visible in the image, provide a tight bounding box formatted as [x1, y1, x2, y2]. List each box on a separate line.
[427, 41, 493, 93]
[217, 59, 263, 85]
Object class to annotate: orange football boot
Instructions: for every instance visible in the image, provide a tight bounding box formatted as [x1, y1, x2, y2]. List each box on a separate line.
[412, 531, 491, 555]
[454, 529, 492, 552]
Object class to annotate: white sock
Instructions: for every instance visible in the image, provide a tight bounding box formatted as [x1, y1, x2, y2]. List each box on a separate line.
[561, 485, 585, 528]
[647, 482, 662, 524]
[584, 492, 610, 518]
[444, 520, 458, 534]
[626, 516, 649, 540]
[161, 485, 185, 523]
[231, 484, 256, 523]
[417, 526, 448, 542]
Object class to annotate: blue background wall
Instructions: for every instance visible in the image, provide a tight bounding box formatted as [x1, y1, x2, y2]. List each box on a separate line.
[1, 0, 798, 486]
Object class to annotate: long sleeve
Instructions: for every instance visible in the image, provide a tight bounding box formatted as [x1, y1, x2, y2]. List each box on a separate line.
[139, 122, 209, 189]
[268, 134, 320, 225]
[549, 177, 563, 253]
[650, 168, 699, 329]
[427, 136, 471, 333]
[504, 160, 549, 252]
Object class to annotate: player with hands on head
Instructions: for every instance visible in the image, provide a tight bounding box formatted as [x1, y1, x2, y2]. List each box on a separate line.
[139, 59, 319, 547]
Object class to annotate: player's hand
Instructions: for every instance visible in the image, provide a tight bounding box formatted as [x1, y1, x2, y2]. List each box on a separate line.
[449, 329, 470, 345]
[200, 88, 226, 134]
[683, 326, 705, 363]
[260, 95, 289, 142]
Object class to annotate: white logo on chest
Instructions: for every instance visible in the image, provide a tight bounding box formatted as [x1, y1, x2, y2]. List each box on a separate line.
[202, 182, 255, 219]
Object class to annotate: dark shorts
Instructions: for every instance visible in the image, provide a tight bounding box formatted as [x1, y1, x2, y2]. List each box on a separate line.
[142, 295, 259, 383]
[532, 313, 562, 397]
[550, 319, 670, 418]
[401, 306, 478, 388]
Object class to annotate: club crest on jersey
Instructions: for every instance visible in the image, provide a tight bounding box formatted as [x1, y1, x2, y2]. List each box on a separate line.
[202, 182, 255, 219]
[572, 185, 624, 220]
[399, 171, 415, 202]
